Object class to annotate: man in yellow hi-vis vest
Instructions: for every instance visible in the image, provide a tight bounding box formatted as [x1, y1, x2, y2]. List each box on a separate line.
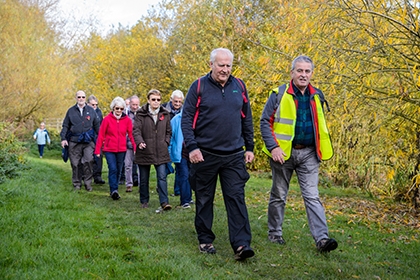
[260, 55, 337, 253]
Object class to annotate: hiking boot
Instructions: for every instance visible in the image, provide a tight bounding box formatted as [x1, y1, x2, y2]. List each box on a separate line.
[316, 238, 338, 252]
[141, 202, 149, 208]
[234, 245, 255, 261]
[199, 243, 216, 254]
[268, 235, 286, 245]
[161, 202, 172, 211]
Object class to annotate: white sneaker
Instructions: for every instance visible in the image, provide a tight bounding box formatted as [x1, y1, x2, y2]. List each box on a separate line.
[182, 203, 191, 209]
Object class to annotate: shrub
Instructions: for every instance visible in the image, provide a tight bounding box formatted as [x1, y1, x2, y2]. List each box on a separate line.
[0, 122, 27, 183]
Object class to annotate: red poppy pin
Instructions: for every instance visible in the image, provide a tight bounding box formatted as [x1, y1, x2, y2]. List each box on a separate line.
[159, 115, 164, 121]
[86, 116, 91, 121]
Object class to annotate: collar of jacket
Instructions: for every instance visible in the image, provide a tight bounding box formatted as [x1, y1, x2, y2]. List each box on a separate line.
[207, 71, 234, 88]
[287, 80, 317, 95]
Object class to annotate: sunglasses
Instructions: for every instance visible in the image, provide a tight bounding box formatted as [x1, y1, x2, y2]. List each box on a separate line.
[114, 107, 124, 111]
[90, 103, 98, 106]
[77, 96, 86, 99]
[151, 98, 161, 102]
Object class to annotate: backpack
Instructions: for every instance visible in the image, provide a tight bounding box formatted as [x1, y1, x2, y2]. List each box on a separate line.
[192, 76, 249, 129]
[275, 84, 330, 112]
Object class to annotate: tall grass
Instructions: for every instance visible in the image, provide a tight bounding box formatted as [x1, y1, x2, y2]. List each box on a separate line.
[0, 148, 419, 279]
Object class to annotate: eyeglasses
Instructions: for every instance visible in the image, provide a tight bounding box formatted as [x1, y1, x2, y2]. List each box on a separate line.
[151, 98, 161, 102]
[114, 107, 124, 111]
[77, 96, 86, 99]
[90, 103, 98, 106]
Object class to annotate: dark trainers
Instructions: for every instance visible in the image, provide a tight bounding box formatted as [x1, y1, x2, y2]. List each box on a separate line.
[199, 243, 216, 254]
[111, 191, 120, 200]
[234, 245, 255, 261]
[268, 235, 286, 245]
[316, 238, 338, 252]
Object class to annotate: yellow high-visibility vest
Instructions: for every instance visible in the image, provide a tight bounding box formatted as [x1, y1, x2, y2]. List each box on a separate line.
[262, 84, 333, 161]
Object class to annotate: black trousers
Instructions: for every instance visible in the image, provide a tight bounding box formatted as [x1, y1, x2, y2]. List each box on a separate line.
[189, 150, 252, 252]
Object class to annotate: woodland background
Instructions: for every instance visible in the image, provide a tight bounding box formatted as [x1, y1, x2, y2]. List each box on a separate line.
[1, 0, 420, 208]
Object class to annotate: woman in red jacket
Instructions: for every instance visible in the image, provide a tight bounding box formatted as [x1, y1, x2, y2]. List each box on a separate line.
[95, 97, 136, 200]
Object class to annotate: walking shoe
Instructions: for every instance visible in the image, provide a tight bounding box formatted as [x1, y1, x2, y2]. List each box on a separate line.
[268, 235, 286, 245]
[316, 238, 338, 252]
[161, 202, 172, 211]
[199, 243, 216, 254]
[141, 202, 149, 208]
[74, 186, 81, 191]
[85, 186, 93, 192]
[94, 178, 105, 184]
[111, 191, 120, 200]
[234, 245, 255, 261]
[126, 186, 133, 192]
[181, 203, 191, 209]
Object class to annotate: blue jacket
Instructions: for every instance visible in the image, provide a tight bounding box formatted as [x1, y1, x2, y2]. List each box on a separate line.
[33, 128, 51, 145]
[169, 112, 183, 163]
[181, 73, 254, 154]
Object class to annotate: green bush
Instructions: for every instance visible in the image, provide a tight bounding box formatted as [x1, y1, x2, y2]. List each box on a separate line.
[0, 122, 27, 183]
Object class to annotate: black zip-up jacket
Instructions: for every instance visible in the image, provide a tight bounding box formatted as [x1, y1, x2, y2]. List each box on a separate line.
[181, 72, 254, 154]
[60, 104, 100, 142]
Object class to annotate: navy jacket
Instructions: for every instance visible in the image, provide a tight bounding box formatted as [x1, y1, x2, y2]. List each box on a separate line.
[181, 72, 254, 154]
[60, 104, 100, 142]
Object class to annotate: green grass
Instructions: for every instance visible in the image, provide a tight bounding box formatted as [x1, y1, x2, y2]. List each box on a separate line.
[1, 146, 419, 279]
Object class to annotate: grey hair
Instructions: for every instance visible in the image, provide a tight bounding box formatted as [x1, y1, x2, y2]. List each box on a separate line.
[130, 95, 140, 102]
[75, 90, 85, 97]
[291, 55, 314, 71]
[171, 90, 184, 100]
[110, 96, 126, 110]
[87, 95, 98, 103]
[210, 48, 234, 63]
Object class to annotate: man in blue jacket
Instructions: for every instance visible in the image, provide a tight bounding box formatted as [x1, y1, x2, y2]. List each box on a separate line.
[181, 48, 255, 261]
[60, 90, 100, 191]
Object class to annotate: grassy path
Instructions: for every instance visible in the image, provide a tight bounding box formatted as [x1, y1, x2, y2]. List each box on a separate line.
[1, 154, 419, 279]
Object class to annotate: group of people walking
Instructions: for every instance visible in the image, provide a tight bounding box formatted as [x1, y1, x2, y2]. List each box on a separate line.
[58, 48, 338, 261]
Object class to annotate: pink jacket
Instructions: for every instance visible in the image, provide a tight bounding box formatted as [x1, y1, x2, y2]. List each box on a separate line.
[94, 112, 136, 154]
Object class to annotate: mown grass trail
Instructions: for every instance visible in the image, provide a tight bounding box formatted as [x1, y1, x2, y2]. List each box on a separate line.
[1, 153, 419, 279]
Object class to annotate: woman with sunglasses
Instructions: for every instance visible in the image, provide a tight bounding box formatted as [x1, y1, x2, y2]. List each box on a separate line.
[134, 89, 172, 211]
[95, 97, 136, 200]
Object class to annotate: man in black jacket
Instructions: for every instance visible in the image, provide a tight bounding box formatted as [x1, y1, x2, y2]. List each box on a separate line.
[88, 95, 105, 185]
[181, 48, 255, 261]
[60, 90, 100, 191]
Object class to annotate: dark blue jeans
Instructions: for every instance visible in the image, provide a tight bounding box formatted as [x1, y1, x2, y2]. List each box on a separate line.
[38, 145, 45, 157]
[104, 152, 126, 194]
[175, 158, 192, 205]
[138, 163, 169, 205]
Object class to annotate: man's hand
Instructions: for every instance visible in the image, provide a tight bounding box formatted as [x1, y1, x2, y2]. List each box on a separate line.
[244, 151, 254, 163]
[271, 147, 286, 164]
[189, 149, 204, 164]
[61, 140, 68, 148]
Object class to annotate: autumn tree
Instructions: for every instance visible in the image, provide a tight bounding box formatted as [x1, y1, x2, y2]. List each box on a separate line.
[311, 0, 420, 203]
[0, 0, 75, 131]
